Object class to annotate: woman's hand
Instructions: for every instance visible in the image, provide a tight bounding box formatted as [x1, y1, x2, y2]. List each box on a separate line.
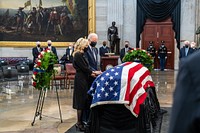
[93, 71, 102, 76]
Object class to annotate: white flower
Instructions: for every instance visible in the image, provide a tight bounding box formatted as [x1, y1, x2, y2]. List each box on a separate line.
[41, 51, 45, 55]
[32, 74, 35, 79]
[47, 50, 51, 53]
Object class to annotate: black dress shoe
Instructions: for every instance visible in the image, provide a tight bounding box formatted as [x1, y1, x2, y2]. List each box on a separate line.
[75, 123, 85, 132]
[160, 109, 167, 114]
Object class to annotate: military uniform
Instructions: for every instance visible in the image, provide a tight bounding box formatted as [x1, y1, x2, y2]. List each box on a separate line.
[158, 44, 167, 71]
[147, 44, 156, 58]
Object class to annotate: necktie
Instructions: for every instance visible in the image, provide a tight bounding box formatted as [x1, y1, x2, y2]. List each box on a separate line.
[92, 48, 96, 61]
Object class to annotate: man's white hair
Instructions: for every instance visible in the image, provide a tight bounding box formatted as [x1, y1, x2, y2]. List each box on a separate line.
[184, 40, 190, 45]
[88, 33, 98, 40]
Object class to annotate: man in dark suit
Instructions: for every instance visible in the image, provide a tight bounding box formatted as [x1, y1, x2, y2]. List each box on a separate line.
[99, 41, 110, 71]
[65, 43, 74, 63]
[83, 33, 99, 124]
[99, 41, 110, 57]
[179, 40, 194, 60]
[120, 41, 132, 63]
[85, 33, 98, 71]
[169, 51, 200, 133]
[46, 40, 58, 60]
[32, 41, 43, 64]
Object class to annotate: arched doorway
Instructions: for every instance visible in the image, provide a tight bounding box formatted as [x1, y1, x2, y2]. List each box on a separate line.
[142, 18, 174, 69]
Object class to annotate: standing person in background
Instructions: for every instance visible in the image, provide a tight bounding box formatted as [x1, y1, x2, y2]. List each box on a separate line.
[169, 51, 200, 133]
[99, 41, 110, 70]
[99, 41, 110, 57]
[46, 40, 58, 61]
[120, 41, 132, 63]
[158, 41, 167, 71]
[190, 41, 198, 51]
[179, 40, 194, 60]
[147, 41, 156, 58]
[65, 43, 74, 63]
[32, 41, 43, 64]
[72, 38, 101, 131]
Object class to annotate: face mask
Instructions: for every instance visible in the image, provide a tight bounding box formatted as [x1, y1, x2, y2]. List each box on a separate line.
[37, 45, 40, 47]
[103, 44, 106, 46]
[125, 45, 128, 48]
[185, 45, 188, 48]
[48, 44, 51, 47]
[69, 46, 72, 49]
[83, 47, 88, 52]
[90, 42, 97, 47]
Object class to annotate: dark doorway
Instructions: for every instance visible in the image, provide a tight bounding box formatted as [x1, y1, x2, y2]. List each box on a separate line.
[142, 18, 174, 69]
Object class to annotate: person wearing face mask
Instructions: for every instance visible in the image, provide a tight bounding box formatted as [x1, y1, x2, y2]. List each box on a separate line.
[147, 41, 156, 58]
[99, 41, 110, 57]
[179, 40, 195, 60]
[158, 41, 167, 71]
[83, 33, 100, 125]
[72, 38, 101, 131]
[85, 33, 99, 71]
[120, 41, 132, 63]
[46, 40, 58, 60]
[32, 41, 43, 64]
[99, 41, 110, 71]
[65, 42, 74, 63]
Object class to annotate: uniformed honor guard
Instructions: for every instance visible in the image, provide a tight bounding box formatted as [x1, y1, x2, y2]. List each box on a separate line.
[147, 41, 156, 58]
[158, 41, 167, 71]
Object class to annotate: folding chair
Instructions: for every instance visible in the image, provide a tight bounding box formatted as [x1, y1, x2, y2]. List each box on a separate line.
[51, 64, 66, 90]
[65, 63, 76, 89]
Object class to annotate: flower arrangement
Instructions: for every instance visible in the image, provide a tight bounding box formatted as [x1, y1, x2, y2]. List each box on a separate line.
[123, 48, 154, 72]
[32, 49, 57, 90]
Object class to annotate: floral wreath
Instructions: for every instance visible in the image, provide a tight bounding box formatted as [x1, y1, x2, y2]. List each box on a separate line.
[32, 49, 57, 90]
[122, 48, 154, 72]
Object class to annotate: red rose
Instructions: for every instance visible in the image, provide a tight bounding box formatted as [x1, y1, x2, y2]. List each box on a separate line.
[33, 71, 38, 75]
[33, 82, 37, 87]
[37, 61, 41, 66]
[39, 53, 43, 58]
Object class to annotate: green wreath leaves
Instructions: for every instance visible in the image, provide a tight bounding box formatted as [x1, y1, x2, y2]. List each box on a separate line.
[123, 48, 154, 72]
[32, 49, 57, 90]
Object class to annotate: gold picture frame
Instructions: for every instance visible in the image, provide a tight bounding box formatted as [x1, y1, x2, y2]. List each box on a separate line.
[0, 0, 96, 47]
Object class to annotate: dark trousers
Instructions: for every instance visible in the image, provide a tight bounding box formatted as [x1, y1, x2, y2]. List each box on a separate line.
[160, 58, 166, 71]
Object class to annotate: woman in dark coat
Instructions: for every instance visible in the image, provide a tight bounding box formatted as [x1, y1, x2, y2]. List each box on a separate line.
[72, 38, 96, 131]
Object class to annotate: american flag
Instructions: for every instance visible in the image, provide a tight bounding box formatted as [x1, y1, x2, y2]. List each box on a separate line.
[88, 62, 155, 117]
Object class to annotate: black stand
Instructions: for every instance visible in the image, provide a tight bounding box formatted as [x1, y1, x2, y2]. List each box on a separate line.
[31, 79, 63, 126]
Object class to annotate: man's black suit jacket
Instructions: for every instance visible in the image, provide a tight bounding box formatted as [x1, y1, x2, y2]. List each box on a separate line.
[169, 51, 200, 133]
[32, 47, 43, 63]
[120, 47, 132, 62]
[179, 46, 194, 59]
[99, 46, 110, 57]
[65, 48, 74, 63]
[46, 46, 58, 60]
[85, 46, 98, 71]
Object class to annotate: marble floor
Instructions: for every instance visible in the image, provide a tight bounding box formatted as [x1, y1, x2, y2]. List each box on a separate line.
[0, 70, 178, 133]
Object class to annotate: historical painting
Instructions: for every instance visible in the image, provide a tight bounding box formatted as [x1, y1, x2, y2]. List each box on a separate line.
[0, 0, 88, 42]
